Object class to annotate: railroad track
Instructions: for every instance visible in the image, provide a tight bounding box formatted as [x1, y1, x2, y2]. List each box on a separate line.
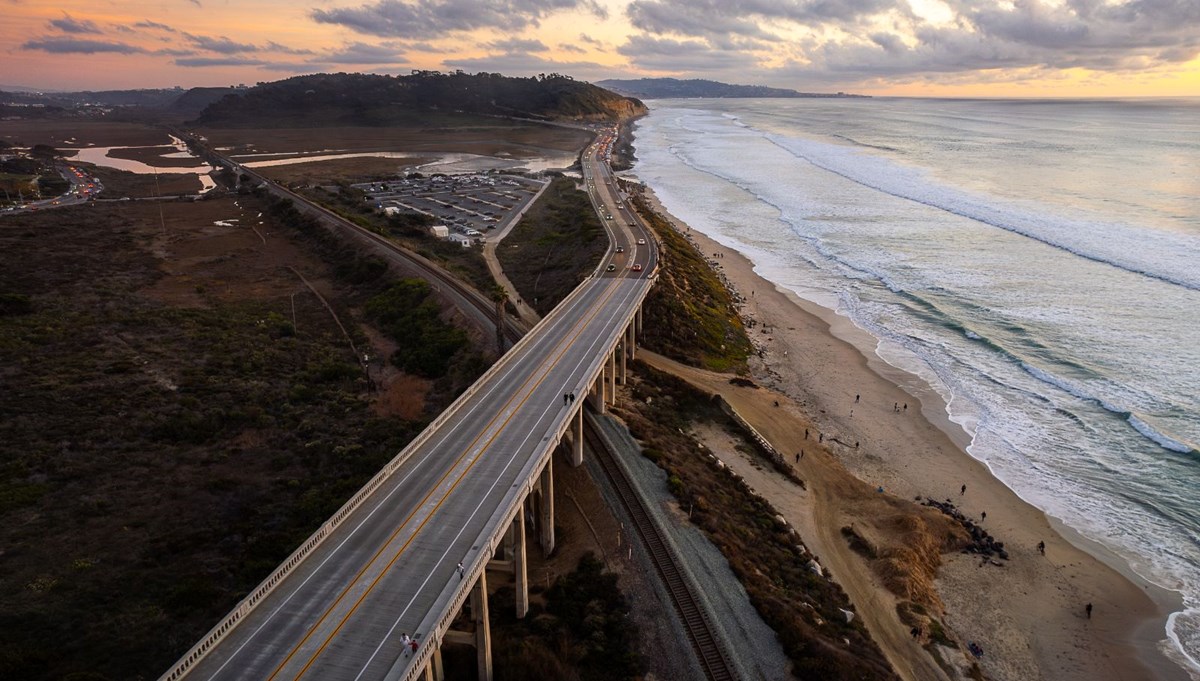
[582, 413, 739, 681]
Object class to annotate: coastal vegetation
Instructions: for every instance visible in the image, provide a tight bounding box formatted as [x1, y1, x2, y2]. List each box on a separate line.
[631, 193, 752, 372]
[613, 365, 898, 680]
[497, 177, 608, 316]
[488, 553, 642, 681]
[0, 195, 485, 679]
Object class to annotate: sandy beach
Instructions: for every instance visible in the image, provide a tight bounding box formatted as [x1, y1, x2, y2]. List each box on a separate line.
[636, 188, 1186, 681]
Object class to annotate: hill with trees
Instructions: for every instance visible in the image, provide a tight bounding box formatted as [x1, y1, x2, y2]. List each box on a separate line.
[192, 72, 646, 127]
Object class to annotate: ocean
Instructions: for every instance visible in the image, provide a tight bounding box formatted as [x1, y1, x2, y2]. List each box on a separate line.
[629, 97, 1200, 675]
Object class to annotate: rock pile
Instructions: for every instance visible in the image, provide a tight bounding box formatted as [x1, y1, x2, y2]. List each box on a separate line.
[922, 498, 1009, 562]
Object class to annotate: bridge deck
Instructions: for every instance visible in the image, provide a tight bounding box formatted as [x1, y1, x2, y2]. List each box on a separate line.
[187, 275, 648, 681]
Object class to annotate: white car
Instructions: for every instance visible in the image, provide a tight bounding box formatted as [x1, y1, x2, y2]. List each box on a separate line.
[637, 238, 646, 245]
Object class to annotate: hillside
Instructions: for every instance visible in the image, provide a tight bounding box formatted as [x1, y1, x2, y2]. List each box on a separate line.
[597, 77, 867, 99]
[193, 72, 646, 127]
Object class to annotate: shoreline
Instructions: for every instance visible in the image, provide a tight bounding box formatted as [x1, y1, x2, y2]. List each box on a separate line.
[635, 184, 1188, 681]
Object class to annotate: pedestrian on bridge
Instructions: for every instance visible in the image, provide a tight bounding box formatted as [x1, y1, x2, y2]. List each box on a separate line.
[457, 561, 465, 578]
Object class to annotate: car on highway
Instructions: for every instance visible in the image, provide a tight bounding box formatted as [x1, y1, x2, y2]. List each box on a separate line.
[637, 238, 646, 245]
[631, 264, 643, 272]
[606, 263, 616, 272]
[615, 246, 624, 253]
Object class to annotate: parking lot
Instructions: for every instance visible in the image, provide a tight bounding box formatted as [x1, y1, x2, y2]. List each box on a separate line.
[354, 174, 546, 240]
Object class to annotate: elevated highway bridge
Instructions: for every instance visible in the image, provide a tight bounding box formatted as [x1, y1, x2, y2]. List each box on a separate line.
[164, 132, 659, 681]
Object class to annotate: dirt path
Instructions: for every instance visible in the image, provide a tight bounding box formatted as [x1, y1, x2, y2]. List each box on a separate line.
[641, 351, 953, 681]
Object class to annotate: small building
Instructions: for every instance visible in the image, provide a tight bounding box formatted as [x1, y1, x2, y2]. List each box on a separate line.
[447, 233, 473, 248]
[428, 224, 450, 238]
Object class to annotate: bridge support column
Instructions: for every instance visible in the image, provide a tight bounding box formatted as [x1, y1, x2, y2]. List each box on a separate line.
[472, 570, 493, 681]
[540, 458, 556, 553]
[514, 505, 528, 619]
[636, 306, 643, 336]
[619, 341, 627, 384]
[571, 409, 584, 466]
[589, 374, 605, 414]
[431, 647, 444, 681]
[627, 323, 637, 361]
[608, 351, 616, 400]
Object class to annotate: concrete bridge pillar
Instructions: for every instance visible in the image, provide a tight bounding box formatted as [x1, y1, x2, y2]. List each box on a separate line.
[636, 305, 643, 336]
[514, 505, 528, 619]
[608, 351, 617, 399]
[589, 373, 606, 414]
[627, 323, 636, 361]
[571, 408, 584, 466]
[619, 341, 627, 384]
[430, 647, 444, 681]
[540, 458, 556, 553]
[471, 570, 493, 681]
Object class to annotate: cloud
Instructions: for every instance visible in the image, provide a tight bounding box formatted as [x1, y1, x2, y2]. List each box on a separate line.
[48, 13, 101, 34]
[578, 33, 603, 47]
[183, 32, 259, 54]
[320, 42, 408, 64]
[626, 0, 894, 41]
[134, 20, 177, 33]
[617, 34, 760, 72]
[311, 0, 607, 39]
[487, 38, 548, 53]
[22, 37, 147, 54]
[610, 0, 1200, 87]
[559, 43, 586, 54]
[174, 56, 268, 67]
[267, 41, 316, 56]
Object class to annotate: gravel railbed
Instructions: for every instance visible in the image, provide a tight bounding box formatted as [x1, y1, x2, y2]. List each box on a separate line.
[590, 411, 792, 680]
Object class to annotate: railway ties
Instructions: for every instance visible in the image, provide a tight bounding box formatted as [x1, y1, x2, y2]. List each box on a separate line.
[583, 417, 739, 681]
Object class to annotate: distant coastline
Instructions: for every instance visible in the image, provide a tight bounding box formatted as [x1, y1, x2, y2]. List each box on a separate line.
[597, 77, 868, 100]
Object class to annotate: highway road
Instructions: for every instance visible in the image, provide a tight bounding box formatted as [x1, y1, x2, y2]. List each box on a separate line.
[169, 129, 657, 681]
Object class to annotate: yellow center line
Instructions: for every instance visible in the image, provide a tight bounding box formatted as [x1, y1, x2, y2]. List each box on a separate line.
[268, 271, 630, 680]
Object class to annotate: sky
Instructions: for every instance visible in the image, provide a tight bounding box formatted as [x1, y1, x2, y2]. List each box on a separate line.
[3, 0, 1199, 97]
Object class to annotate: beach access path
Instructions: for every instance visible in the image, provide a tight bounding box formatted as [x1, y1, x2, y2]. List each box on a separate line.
[635, 190, 1180, 681]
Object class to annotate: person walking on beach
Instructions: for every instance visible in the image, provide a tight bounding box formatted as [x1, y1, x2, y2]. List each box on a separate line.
[961, 484, 967, 495]
[819, 434, 824, 443]
[805, 428, 809, 440]
[1086, 603, 1093, 619]
[980, 511, 986, 522]
[1037, 540, 1046, 555]
[855, 394, 860, 403]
